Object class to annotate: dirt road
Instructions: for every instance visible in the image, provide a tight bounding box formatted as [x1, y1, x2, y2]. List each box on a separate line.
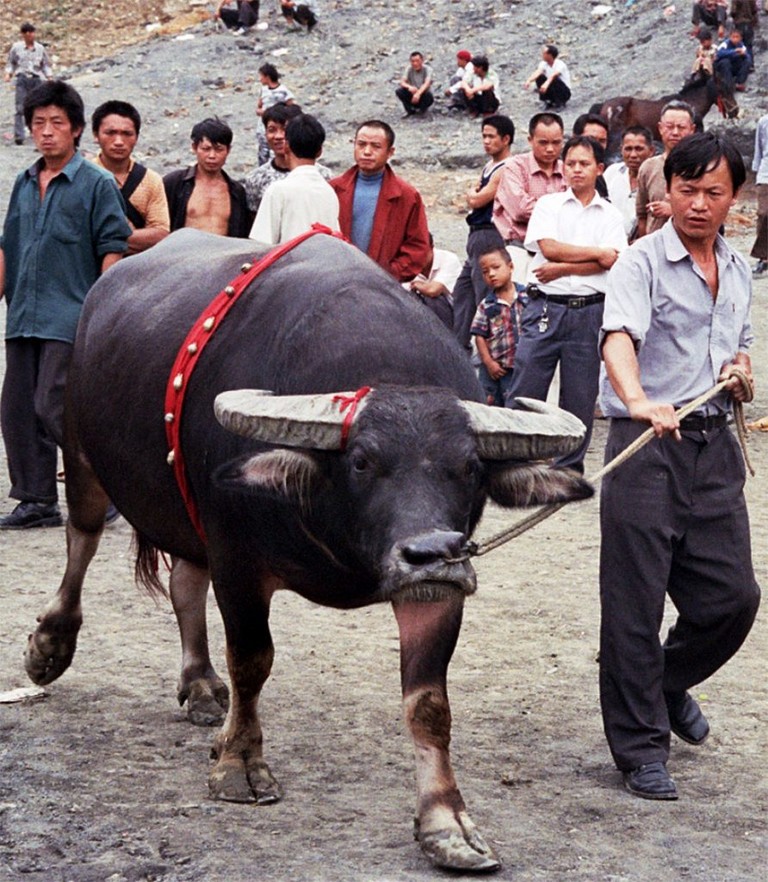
[0, 218, 766, 880]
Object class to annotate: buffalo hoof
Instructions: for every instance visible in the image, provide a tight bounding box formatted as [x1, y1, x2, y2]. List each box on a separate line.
[178, 677, 229, 727]
[208, 754, 282, 805]
[414, 814, 501, 873]
[24, 625, 78, 685]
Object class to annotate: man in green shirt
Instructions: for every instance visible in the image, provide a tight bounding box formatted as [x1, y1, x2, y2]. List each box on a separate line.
[0, 80, 130, 529]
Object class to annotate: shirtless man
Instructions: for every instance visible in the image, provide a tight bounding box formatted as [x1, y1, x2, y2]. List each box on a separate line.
[163, 117, 252, 237]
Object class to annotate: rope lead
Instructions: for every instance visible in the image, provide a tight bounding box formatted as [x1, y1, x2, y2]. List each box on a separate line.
[467, 370, 755, 558]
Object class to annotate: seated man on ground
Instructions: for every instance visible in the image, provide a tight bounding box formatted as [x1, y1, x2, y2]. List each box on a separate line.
[445, 50, 474, 111]
[523, 44, 571, 110]
[396, 51, 434, 117]
[715, 27, 751, 92]
[457, 55, 501, 117]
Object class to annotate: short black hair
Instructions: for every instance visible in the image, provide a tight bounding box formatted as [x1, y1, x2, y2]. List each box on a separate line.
[262, 102, 303, 129]
[92, 100, 141, 136]
[562, 135, 606, 166]
[572, 113, 609, 137]
[482, 114, 515, 144]
[24, 80, 85, 146]
[622, 124, 654, 146]
[20, 22, 36, 33]
[410, 51, 424, 60]
[663, 132, 745, 193]
[258, 63, 280, 82]
[356, 119, 395, 149]
[471, 55, 489, 73]
[190, 117, 233, 148]
[544, 44, 559, 59]
[529, 111, 564, 136]
[286, 114, 325, 159]
[479, 245, 512, 264]
[698, 27, 713, 41]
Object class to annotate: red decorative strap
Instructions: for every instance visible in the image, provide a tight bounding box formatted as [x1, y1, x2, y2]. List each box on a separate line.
[332, 387, 372, 450]
[164, 224, 348, 542]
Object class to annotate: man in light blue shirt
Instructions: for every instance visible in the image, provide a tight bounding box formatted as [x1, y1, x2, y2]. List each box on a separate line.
[599, 133, 760, 801]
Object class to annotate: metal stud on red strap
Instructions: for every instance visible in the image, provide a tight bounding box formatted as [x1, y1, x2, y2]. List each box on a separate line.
[164, 225, 349, 542]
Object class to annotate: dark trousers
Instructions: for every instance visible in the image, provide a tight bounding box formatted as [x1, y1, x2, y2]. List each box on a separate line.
[535, 73, 571, 107]
[467, 89, 500, 116]
[1, 338, 72, 503]
[751, 184, 767, 261]
[452, 226, 505, 349]
[395, 86, 434, 115]
[417, 293, 453, 330]
[505, 296, 602, 472]
[599, 420, 760, 771]
[478, 363, 515, 407]
[13, 74, 41, 142]
[221, 0, 259, 27]
[714, 54, 750, 89]
[281, 2, 317, 28]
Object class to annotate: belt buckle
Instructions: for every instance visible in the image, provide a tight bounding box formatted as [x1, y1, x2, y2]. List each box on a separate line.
[567, 296, 584, 309]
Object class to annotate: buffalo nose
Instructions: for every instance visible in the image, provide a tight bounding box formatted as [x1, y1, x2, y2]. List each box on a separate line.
[401, 531, 465, 565]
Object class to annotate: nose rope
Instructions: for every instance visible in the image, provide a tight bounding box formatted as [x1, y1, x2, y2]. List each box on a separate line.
[444, 371, 755, 562]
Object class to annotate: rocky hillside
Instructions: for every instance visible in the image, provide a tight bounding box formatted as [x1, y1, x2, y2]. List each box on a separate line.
[0, 0, 764, 244]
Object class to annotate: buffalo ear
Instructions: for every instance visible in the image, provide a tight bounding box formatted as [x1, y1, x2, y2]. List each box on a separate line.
[216, 449, 326, 514]
[485, 462, 594, 509]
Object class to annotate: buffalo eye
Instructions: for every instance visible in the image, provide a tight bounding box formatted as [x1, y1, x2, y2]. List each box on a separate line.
[350, 451, 369, 474]
[464, 458, 481, 479]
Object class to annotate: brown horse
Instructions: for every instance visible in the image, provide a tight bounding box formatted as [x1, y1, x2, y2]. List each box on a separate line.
[590, 74, 737, 155]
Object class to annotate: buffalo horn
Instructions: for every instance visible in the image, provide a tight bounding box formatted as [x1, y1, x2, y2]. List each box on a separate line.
[460, 397, 586, 461]
[214, 389, 369, 450]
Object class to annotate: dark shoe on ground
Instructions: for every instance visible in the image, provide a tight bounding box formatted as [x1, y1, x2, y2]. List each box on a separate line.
[623, 762, 678, 800]
[752, 259, 768, 277]
[0, 501, 63, 529]
[14, 137, 23, 145]
[665, 690, 710, 745]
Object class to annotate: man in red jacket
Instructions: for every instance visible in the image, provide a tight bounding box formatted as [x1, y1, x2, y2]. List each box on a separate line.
[330, 120, 430, 282]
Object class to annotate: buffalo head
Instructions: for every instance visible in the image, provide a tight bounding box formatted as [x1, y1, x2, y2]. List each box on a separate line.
[213, 388, 592, 603]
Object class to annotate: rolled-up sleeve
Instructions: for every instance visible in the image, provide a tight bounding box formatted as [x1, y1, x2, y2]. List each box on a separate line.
[599, 247, 651, 355]
[91, 176, 132, 257]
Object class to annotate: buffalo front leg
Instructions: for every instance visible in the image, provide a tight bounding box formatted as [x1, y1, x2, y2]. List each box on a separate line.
[24, 451, 110, 685]
[170, 557, 229, 726]
[393, 596, 501, 873]
[208, 583, 281, 805]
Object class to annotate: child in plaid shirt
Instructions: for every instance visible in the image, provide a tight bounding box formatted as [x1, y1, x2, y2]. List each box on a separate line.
[470, 246, 525, 406]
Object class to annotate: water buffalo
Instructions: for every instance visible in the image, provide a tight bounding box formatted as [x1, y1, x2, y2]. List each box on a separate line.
[24, 229, 592, 872]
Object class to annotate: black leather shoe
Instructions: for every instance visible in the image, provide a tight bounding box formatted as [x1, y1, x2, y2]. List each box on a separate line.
[0, 501, 63, 529]
[665, 691, 710, 745]
[623, 762, 678, 800]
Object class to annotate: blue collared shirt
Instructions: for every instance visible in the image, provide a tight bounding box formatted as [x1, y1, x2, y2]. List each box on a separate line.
[1, 151, 131, 343]
[599, 221, 753, 418]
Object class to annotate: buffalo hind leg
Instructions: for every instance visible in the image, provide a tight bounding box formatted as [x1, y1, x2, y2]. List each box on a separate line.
[170, 557, 229, 726]
[25, 449, 109, 685]
[208, 584, 281, 805]
[393, 596, 501, 873]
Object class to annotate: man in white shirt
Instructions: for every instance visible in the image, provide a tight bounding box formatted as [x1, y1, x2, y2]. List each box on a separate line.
[750, 111, 768, 276]
[604, 125, 655, 240]
[524, 44, 571, 110]
[250, 114, 339, 244]
[505, 135, 627, 472]
[457, 55, 500, 117]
